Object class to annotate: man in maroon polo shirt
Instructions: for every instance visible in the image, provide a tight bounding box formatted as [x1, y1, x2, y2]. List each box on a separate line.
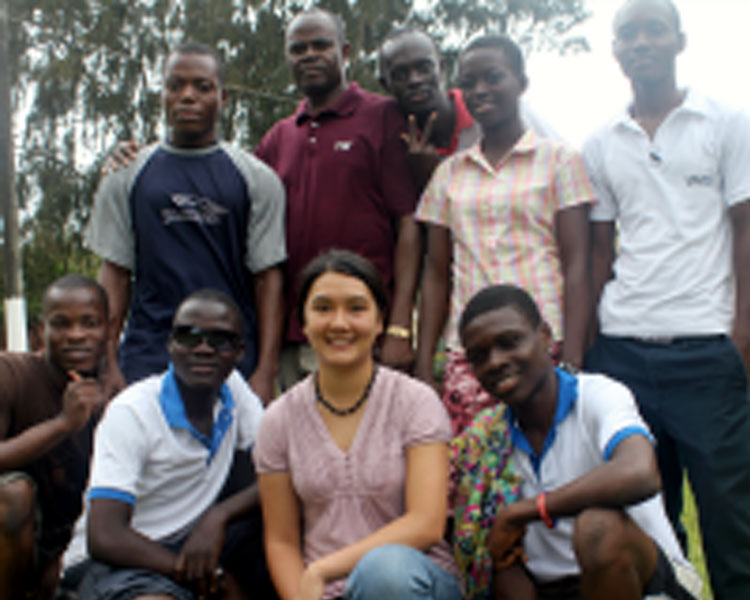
[255, 9, 421, 387]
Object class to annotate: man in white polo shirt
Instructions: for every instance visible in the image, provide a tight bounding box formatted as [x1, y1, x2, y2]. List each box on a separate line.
[61, 289, 272, 600]
[458, 284, 700, 600]
[582, 1, 750, 597]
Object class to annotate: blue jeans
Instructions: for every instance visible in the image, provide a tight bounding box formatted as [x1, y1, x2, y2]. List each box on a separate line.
[344, 545, 462, 600]
[585, 334, 750, 600]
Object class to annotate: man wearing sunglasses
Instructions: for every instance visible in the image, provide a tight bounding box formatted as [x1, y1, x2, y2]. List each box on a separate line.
[61, 289, 274, 600]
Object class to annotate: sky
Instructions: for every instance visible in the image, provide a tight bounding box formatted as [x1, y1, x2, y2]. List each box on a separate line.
[523, 0, 750, 148]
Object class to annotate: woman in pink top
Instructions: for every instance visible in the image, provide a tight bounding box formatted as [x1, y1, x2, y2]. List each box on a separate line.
[254, 250, 461, 600]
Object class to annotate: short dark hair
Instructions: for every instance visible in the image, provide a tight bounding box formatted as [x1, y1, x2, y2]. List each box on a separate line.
[42, 274, 109, 319]
[377, 27, 439, 77]
[287, 8, 347, 45]
[296, 249, 388, 327]
[169, 41, 225, 86]
[461, 33, 526, 79]
[175, 288, 244, 335]
[615, 0, 682, 33]
[459, 284, 541, 336]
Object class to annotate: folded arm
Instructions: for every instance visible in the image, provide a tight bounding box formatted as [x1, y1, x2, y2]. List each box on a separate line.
[489, 435, 660, 562]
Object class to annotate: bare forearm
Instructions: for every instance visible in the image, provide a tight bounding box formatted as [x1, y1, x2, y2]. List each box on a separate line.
[265, 540, 306, 600]
[252, 267, 283, 376]
[415, 275, 449, 375]
[98, 534, 177, 578]
[97, 261, 131, 382]
[414, 231, 451, 381]
[89, 523, 178, 577]
[390, 216, 422, 330]
[560, 258, 591, 367]
[504, 437, 660, 528]
[590, 222, 615, 309]
[212, 483, 259, 524]
[88, 499, 179, 577]
[97, 261, 131, 343]
[731, 202, 750, 344]
[555, 205, 591, 365]
[0, 416, 73, 471]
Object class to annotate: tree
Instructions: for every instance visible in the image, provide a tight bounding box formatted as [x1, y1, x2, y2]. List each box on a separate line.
[2, 0, 589, 333]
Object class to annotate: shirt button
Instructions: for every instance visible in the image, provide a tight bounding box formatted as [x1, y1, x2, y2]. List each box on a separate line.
[311, 121, 320, 128]
[310, 137, 316, 143]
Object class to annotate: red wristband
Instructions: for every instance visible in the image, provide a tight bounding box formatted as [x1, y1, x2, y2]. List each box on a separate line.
[536, 492, 555, 529]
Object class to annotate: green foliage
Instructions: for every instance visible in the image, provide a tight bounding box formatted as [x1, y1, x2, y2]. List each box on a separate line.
[3, 0, 589, 327]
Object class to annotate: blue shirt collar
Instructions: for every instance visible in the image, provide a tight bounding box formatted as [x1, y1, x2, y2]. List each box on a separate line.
[159, 364, 235, 462]
[506, 367, 578, 477]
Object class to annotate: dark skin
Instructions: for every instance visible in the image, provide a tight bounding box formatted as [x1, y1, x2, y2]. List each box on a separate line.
[603, 0, 750, 370]
[284, 11, 349, 115]
[415, 46, 590, 386]
[248, 267, 284, 405]
[612, 0, 686, 139]
[163, 52, 227, 148]
[284, 13, 422, 374]
[87, 297, 256, 600]
[105, 25, 417, 377]
[97, 49, 284, 405]
[461, 305, 662, 599]
[379, 31, 455, 192]
[413, 223, 451, 388]
[0, 284, 108, 600]
[381, 213, 421, 372]
[592, 201, 750, 371]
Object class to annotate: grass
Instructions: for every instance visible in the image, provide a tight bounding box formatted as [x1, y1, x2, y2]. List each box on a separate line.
[682, 480, 712, 600]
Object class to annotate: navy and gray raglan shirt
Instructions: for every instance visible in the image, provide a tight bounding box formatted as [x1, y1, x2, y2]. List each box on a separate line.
[86, 141, 286, 383]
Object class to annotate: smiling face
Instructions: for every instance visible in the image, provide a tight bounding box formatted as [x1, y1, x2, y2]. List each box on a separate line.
[168, 297, 243, 390]
[613, 0, 684, 87]
[461, 305, 551, 408]
[285, 12, 349, 102]
[43, 286, 108, 376]
[302, 271, 383, 371]
[380, 31, 444, 118]
[457, 45, 526, 133]
[163, 51, 224, 148]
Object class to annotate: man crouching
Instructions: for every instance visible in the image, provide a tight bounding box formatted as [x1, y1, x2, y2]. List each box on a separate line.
[62, 289, 274, 600]
[456, 284, 701, 600]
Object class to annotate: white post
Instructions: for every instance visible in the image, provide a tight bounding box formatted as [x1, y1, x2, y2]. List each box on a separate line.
[4, 296, 28, 351]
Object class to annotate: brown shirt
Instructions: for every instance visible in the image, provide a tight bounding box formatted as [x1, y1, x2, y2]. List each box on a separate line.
[0, 352, 94, 555]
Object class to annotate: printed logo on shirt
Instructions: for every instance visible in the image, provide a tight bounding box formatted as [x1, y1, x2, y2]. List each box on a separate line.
[333, 140, 354, 152]
[685, 174, 714, 188]
[162, 193, 228, 226]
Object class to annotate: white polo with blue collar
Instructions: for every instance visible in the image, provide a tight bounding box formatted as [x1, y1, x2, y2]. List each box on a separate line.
[508, 368, 689, 582]
[63, 365, 264, 568]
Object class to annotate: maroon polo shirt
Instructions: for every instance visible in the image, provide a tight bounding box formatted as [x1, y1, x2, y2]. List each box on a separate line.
[255, 83, 418, 343]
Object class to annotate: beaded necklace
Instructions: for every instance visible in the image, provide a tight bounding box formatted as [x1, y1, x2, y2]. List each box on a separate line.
[314, 366, 378, 416]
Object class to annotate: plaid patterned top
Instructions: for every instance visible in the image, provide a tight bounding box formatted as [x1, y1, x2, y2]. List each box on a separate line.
[416, 130, 594, 348]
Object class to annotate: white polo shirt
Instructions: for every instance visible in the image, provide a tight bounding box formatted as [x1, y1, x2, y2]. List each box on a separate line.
[583, 90, 750, 337]
[63, 366, 264, 568]
[508, 369, 689, 582]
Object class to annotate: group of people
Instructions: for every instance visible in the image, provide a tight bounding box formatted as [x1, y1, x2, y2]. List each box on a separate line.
[2, 0, 750, 598]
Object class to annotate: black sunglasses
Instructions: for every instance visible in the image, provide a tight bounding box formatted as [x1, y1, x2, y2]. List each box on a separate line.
[171, 326, 242, 352]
